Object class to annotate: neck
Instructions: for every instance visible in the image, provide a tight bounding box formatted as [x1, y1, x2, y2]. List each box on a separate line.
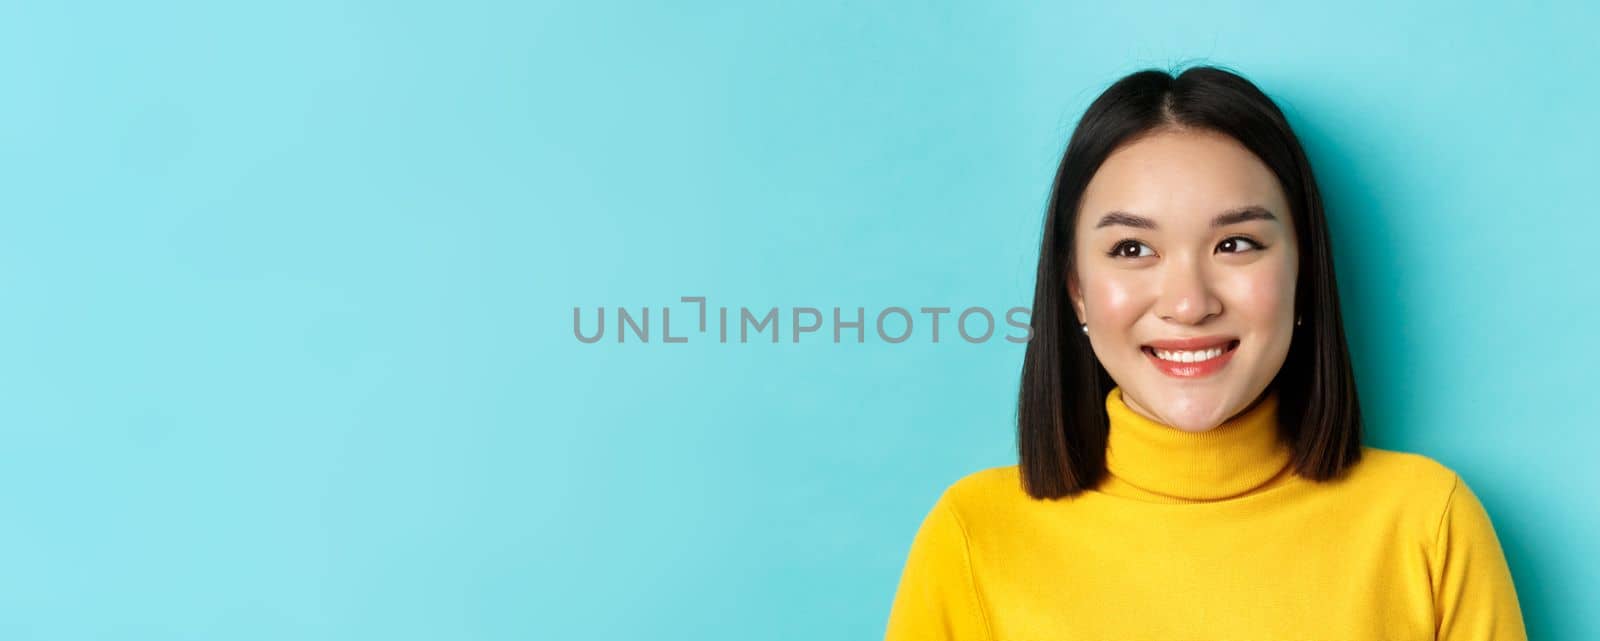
[1099, 386, 1293, 502]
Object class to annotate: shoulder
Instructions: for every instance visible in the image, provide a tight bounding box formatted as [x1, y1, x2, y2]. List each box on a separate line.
[1337, 446, 1464, 530]
[924, 464, 1039, 530]
[1350, 444, 1465, 485]
[1347, 446, 1460, 492]
[940, 464, 1024, 506]
[890, 466, 1024, 552]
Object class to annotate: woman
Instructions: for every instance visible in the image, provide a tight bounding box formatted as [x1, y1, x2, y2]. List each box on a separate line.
[884, 66, 1527, 640]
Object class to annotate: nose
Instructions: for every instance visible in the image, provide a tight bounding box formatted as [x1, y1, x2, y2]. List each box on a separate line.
[1155, 258, 1222, 325]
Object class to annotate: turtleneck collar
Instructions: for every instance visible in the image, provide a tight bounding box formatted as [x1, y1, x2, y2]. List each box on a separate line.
[1101, 386, 1293, 502]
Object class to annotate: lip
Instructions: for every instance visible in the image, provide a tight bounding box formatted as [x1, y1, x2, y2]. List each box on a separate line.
[1142, 338, 1240, 379]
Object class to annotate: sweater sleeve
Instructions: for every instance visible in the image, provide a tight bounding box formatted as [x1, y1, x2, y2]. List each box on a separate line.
[884, 492, 992, 641]
[1430, 474, 1528, 641]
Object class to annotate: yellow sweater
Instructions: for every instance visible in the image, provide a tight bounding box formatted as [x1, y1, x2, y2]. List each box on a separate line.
[884, 386, 1527, 640]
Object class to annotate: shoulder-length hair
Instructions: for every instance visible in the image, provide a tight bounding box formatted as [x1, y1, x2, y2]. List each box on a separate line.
[1017, 65, 1363, 500]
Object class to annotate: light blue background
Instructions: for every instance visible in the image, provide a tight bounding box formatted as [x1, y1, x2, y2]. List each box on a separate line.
[2, 1, 1594, 639]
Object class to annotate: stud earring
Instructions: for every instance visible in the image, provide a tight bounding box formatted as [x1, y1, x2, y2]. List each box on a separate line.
[1081, 323, 1088, 334]
[1296, 315, 1303, 326]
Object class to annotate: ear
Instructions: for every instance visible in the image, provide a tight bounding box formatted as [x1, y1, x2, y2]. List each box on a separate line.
[1065, 265, 1087, 325]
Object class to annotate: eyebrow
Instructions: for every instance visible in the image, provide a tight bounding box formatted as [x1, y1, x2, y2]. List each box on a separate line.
[1093, 206, 1280, 230]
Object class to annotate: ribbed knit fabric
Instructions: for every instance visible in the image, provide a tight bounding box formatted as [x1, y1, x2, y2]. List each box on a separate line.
[884, 386, 1527, 640]
[1101, 386, 1292, 502]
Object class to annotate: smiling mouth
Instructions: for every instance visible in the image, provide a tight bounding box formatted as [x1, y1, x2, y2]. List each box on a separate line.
[1141, 339, 1241, 363]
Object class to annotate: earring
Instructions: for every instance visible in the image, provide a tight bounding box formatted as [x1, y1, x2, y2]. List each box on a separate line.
[1295, 315, 1303, 326]
[1081, 323, 1088, 334]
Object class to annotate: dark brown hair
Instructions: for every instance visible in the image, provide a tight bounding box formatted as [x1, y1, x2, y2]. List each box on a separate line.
[1017, 64, 1363, 500]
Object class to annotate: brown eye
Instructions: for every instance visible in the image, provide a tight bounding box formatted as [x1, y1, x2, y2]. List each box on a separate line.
[1108, 240, 1154, 259]
[1217, 236, 1263, 254]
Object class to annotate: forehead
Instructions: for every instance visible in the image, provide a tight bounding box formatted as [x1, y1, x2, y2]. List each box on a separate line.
[1080, 128, 1289, 229]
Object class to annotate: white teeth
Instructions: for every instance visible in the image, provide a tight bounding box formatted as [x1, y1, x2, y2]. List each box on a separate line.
[1153, 346, 1225, 362]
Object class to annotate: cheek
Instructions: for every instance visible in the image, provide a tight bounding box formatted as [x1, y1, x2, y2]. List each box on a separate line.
[1079, 271, 1145, 325]
[1221, 262, 1297, 323]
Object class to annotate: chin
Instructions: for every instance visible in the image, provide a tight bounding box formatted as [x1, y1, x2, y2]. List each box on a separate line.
[1164, 415, 1229, 433]
[1134, 383, 1241, 430]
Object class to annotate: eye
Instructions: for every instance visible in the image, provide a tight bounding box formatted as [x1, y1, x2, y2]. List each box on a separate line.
[1217, 236, 1265, 254]
[1107, 239, 1155, 259]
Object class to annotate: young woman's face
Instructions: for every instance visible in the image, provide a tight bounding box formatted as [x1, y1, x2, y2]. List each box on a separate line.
[1070, 128, 1299, 432]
